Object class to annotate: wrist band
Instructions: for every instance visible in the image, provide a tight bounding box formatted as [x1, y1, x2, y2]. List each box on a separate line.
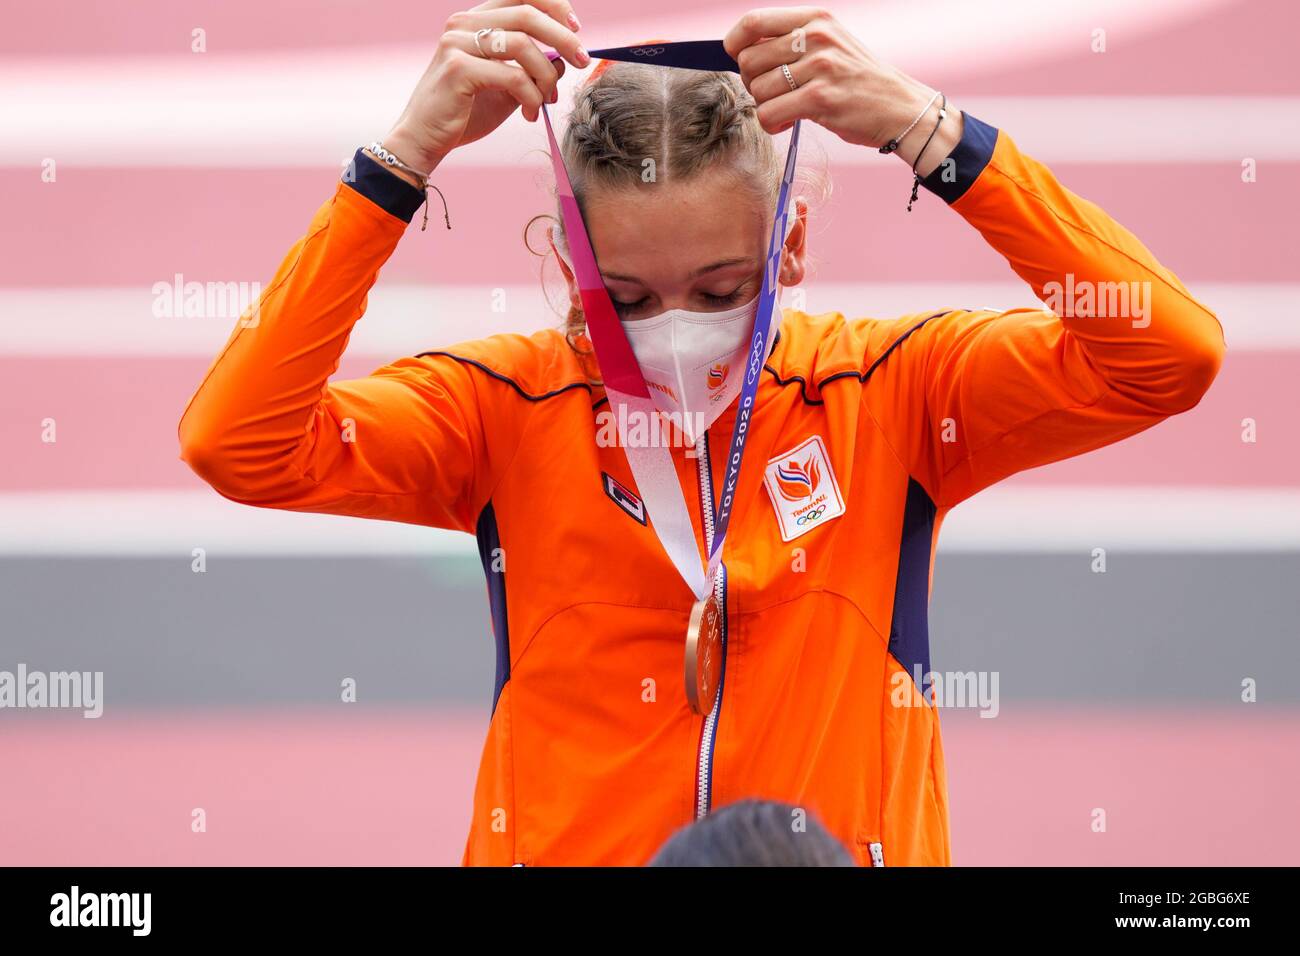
[906, 93, 947, 213]
[879, 91, 941, 155]
[364, 140, 451, 231]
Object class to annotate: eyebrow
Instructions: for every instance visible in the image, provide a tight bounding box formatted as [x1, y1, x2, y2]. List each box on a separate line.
[601, 257, 757, 285]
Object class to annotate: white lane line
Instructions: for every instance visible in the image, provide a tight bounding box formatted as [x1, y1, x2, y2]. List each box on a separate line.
[2, 486, 1297, 556]
[5, 91, 1292, 166]
[0, 489, 476, 557]
[939, 485, 1300, 553]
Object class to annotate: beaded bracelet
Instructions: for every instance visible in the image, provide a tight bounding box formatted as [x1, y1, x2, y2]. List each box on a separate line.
[878, 91, 941, 155]
[365, 140, 451, 231]
[906, 94, 947, 213]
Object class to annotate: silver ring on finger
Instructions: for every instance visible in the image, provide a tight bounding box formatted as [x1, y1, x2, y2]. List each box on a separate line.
[781, 63, 799, 92]
[473, 27, 499, 58]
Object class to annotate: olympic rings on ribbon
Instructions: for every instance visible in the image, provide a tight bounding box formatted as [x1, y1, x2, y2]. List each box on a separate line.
[630, 46, 666, 56]
[796, 506, 827, 526]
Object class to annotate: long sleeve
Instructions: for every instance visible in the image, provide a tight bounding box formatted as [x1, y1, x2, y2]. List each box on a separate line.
[177, 150, 496, 533]
[870, 114, 1226, 508]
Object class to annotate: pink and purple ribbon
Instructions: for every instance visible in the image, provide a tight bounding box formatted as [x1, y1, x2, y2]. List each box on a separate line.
[541, 40, 801, 599]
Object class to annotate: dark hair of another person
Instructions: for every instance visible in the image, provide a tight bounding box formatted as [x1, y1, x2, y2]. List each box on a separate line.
[648, 799, 856, 867]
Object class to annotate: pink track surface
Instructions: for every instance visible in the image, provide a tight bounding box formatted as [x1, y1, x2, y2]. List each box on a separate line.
[4, 162, 1293, 287]
[1, 706, 1295, 866]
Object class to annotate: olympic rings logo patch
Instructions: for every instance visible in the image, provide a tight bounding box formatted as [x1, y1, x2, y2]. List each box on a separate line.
[764, 435, 844, 542]
[796, 506, 827, 526]
[631, 46, 666, 56]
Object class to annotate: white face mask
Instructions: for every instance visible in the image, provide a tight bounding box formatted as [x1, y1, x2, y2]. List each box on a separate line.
[619, 295, 765, 445]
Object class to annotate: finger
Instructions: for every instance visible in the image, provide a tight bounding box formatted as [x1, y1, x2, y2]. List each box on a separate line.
[473, 0, 583, 34]
[455, 53, 547, 121]
[736, 32, 802, 87]
[723, 6, 822, 60]
[452, 28, 565, 101]
[747, 57, 810, 105]
[452, 4, 589, 67]
[754, 86, 816, 135]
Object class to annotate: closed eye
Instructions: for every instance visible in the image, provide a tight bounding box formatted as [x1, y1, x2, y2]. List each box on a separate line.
[702, 288, 746, 307]
[612, 296, 651, 318]
[611, 284, 749, 318]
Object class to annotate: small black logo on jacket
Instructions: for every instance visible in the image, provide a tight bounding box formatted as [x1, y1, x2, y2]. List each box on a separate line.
[603, 472, 647, 526]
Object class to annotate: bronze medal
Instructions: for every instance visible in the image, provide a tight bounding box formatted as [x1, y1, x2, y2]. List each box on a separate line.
[684, 591, 724, 715]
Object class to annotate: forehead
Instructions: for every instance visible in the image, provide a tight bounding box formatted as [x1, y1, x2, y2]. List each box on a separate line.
[583, 175, 768, 283]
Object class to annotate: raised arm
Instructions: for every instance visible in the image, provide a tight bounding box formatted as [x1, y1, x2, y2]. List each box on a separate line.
[875, 116, 1224, 508]
[725, 8, 1224, 507]
[177, 155, 499, 531]
[179, 1, 589, 530]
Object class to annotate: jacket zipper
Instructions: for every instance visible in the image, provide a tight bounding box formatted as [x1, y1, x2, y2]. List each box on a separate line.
[693, 431, 728, 819]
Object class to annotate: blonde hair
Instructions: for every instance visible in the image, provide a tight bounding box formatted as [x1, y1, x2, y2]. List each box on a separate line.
[537, 62, 785, 360]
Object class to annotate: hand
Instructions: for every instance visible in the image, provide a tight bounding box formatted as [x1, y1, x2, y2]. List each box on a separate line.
[724, 7, 963, 175]
[382, 0, 591, 176]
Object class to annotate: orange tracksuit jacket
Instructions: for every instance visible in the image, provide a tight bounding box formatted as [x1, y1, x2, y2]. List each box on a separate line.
[178, 114, 1224, 866]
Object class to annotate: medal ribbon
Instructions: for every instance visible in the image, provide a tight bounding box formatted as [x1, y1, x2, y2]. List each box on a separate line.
[541, 40, 801, 600]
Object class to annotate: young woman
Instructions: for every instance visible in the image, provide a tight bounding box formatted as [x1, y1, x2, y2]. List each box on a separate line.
[179, 2, 1224, 866]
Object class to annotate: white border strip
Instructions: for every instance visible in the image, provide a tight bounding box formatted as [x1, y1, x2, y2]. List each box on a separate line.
[939, 486, 1300, 553]
[0, 490, 475, 557]
[4, 89, 1294, 166]
[2, 283, 1294, 356]
[2, 487, 1298, 556]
